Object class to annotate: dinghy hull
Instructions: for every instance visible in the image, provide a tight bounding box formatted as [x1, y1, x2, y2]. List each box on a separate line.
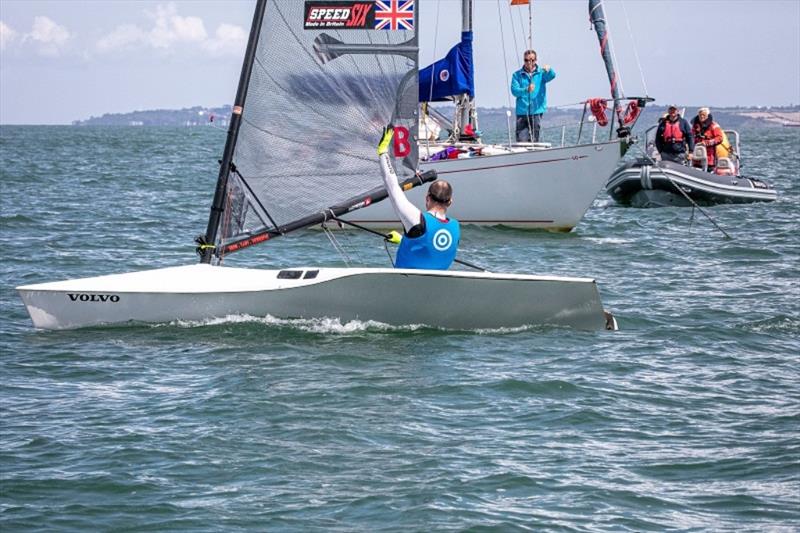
[18, 264, 615, 331]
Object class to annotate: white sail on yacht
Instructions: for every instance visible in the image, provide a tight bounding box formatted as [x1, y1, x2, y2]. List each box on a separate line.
[17, 0, 617, 331]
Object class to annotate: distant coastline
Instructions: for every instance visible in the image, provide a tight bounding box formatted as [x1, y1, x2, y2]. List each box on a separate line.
[71, 105, 234, 127]
[68, 104, 800, 129]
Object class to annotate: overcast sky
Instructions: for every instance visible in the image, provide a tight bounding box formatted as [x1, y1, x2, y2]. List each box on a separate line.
[1, 0, 798, 124]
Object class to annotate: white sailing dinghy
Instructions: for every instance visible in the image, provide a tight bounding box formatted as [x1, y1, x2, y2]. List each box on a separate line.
[17, 0, 616, 332]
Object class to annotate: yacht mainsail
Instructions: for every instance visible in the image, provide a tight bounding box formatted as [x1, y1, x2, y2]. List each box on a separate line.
[200, 0, 420, 261]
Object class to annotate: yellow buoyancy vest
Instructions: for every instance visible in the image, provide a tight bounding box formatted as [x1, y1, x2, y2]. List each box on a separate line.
[716, 129, 732, 159]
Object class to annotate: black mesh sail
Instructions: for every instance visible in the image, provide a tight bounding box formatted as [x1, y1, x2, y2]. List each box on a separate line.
[214, 1, 419, 256]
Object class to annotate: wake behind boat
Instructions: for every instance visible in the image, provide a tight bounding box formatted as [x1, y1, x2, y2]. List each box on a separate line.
[17, 0, 617, 332]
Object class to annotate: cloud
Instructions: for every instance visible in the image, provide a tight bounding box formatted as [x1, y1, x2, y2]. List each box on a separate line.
[96, 2, 244, 56]
[147, 3, 207, 48]
[26, 16, 71, 56]
[96, 24, 146, 52]
[0, 21, 19, 51]
[202, 23, 247, 56]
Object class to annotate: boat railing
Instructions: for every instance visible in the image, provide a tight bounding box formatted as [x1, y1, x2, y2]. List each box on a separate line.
[642, 124, 660, 158]
[419, 119, 609, 153]
[503, 96, 652, 148]
[638, 125, 742, 162]
[485, 118, 616, 148]
[534, 120, 604, 147]
[724, 130, 741, 162]
[423, 96, 653, 153]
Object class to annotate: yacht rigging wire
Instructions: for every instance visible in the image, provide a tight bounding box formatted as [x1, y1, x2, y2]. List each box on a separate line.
[496, 0, 516, 145]
[604, 15, 625, 98]
[620, 0, 649, 97]
[507, 2, 522, 59]
[422, 0, 442, 152]
[496, 0, 514, 113]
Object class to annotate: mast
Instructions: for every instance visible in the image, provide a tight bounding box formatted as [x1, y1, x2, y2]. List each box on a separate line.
[459, 0, 475, 134]
[588, 0, 625, 136]
[199, 0, 267, 264]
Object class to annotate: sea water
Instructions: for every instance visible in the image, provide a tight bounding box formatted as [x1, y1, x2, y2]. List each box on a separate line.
[1, 125, 798, 530]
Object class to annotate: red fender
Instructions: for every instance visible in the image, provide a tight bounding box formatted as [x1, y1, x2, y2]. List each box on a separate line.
[588, 98, 609, 126]
[622, 100, 641, 125]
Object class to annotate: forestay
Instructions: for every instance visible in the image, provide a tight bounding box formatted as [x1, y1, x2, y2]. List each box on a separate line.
[214, 0, 419, 258]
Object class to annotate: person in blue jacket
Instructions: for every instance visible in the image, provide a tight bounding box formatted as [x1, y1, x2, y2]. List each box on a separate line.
[377, 127, 460, 270]
[510, 49, 556, 142]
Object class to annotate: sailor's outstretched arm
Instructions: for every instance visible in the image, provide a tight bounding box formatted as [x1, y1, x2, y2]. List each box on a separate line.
[377, 126, 421, 233]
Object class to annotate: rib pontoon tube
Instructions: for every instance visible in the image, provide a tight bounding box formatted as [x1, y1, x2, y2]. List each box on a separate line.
[607, 158, 777, 207]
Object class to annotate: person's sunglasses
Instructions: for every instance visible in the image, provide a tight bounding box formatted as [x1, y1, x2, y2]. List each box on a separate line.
[524, 58, 536, 62]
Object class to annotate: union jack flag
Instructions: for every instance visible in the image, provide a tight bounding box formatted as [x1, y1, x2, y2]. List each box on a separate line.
[375, 0, 415, 30]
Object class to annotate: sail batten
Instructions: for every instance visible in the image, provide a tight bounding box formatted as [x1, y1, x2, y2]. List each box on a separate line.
[210, 0, 419, 259]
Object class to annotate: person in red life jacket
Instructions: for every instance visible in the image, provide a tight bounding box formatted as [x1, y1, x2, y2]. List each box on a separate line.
[655, 105, 694, 164]
[377, 126, 460, 270]
[690, 107, 724, 172]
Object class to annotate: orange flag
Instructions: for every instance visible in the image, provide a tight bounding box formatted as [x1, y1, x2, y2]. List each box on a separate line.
[510, 0, 530, 5]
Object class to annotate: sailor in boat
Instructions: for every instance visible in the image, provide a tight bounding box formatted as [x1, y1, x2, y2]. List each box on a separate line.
[378, 127, 460, 270]
[510, 50, 556, 143]
[690, 107, 731, 174]
[655, 104, 695, 164]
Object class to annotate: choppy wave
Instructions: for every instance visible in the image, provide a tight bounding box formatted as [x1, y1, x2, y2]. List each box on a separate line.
[741, 315, 800, 334]
[1, 125, 798, 530]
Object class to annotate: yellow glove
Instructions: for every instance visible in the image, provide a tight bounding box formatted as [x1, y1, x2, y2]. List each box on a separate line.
[385, 230, 402, 244]
[377, 125, 394, 155]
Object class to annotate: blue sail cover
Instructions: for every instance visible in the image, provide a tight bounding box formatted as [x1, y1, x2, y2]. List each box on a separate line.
[419, 31, 474, 102]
